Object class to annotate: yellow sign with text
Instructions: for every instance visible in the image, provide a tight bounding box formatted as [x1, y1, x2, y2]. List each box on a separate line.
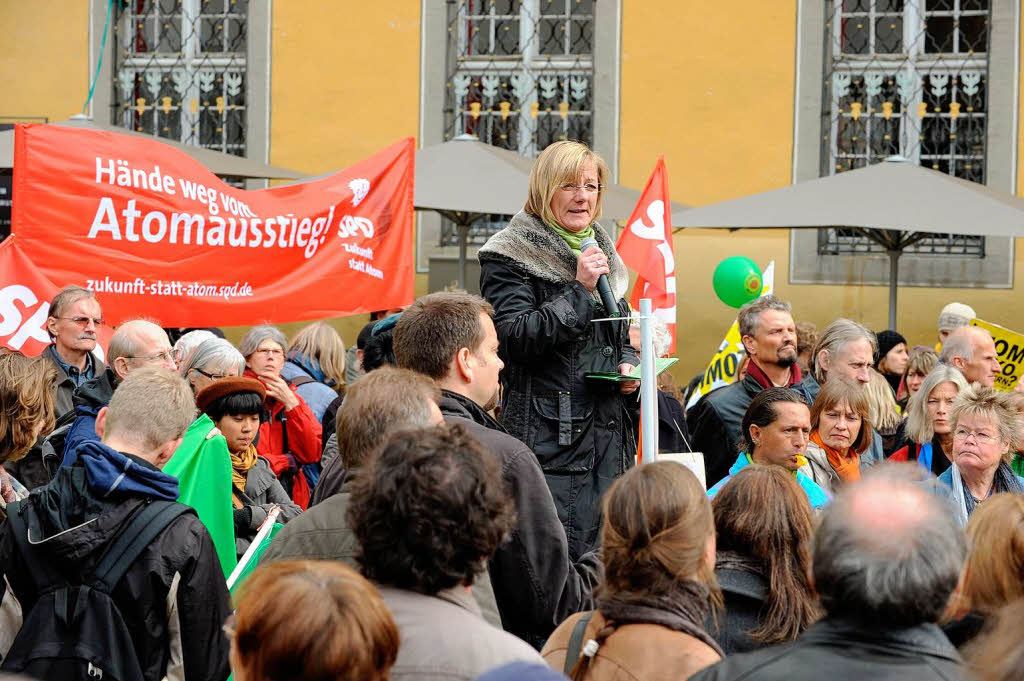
[969, 318, 1024, 392]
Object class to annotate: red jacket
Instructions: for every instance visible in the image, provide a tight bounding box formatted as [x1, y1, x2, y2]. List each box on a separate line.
[245, 370, 322, 509]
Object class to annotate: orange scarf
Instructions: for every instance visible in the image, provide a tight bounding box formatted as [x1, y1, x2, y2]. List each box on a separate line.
[811, 431, 861, 482]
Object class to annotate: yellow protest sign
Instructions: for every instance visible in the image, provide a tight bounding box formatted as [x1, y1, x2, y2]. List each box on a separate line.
[686, 262, 774, 410]
[969, 318, 1024, 392]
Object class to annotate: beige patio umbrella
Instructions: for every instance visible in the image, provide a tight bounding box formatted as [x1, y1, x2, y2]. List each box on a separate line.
[416, 135, 689, 287]
[0, 114, 305, 180]
[670, 157, 1024, 327]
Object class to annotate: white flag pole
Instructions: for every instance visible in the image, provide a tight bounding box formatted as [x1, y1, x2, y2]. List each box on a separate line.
[640, 298, 658, 462]
[226, 506, 282, 590]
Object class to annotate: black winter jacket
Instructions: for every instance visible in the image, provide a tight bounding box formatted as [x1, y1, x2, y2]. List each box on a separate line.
[478, 212, 639, 560]
[440, 390, 602, 647]
[708, 566, 771, 655]
[0, 463, 231, 681]
[690, 616, 964, 681]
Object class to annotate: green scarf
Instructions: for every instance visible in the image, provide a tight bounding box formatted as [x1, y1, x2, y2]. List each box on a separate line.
[547, 220, 595, 255]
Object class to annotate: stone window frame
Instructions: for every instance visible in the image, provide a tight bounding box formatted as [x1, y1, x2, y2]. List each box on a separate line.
[790, 0, 1018, 288]
[89, 0, 271, 189]
[417, 0, 622, 274]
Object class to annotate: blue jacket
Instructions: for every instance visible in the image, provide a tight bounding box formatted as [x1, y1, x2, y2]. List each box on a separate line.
[61, 368, 118, 467]
[708, 453, 831, 508]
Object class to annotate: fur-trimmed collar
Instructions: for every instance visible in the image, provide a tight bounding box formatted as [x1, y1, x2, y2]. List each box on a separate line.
[477, 211, 628, 299]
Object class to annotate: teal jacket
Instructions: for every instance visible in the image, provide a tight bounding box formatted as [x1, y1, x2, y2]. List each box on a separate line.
[707, 452, 831, 509]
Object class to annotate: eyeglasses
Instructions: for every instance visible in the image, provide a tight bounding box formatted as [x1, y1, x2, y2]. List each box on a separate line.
[57, 316, 105, 327]
[253, 348, 285, 358]
[125, 350, 175, 364]
[194, 368, 231, 381]
[953, 427, 999, 444]
[558, 182, 602, 194]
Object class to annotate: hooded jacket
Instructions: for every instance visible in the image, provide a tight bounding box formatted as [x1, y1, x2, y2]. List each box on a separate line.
[60, 367, 118, 468]
[439, 390, 602, 647]
[0, 443, 231, 681]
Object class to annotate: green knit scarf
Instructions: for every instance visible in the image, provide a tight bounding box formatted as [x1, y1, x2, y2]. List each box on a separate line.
[547, 220, 595, 255]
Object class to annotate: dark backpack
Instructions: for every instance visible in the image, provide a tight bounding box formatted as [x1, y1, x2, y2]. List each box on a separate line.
[2, 499, 191, 681]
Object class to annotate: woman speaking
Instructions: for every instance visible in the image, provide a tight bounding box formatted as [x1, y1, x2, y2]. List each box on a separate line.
[478, 141, 639, 560]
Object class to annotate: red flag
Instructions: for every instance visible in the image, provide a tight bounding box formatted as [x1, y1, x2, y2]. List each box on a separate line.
[12, 125, 414, 327]
[615, 157, 676, 353]
[0, 237, 113, 359]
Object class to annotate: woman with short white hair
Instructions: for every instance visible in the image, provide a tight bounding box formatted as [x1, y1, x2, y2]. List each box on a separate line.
[934, 385, 1024, 526]
[478, 141, 639, 559]
[178, 337, 245, 396]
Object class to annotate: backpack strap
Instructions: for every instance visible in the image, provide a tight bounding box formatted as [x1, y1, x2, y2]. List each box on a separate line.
[286, 375, 315, 388]
[4, 500, 66, 593]
[563, 610, 596, 676]
[92, 501, 191, 593]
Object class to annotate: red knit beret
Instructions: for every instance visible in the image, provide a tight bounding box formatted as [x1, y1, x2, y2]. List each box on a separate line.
[196, 376, 266, 412]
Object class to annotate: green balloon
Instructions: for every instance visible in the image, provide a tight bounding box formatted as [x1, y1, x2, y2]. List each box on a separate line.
[713, 256, 763, 308]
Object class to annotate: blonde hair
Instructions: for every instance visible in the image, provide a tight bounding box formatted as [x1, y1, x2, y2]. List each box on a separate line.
[524, 141, 609, 228]
[963, 494, 1024, 613]
[0, 352, 57, 463]
[104, 368, 196, 452]
[904, 366, 969, 444]
[288, 322, 346, 390]
[864, 369, 902, 433]
[950, 385, 1022, 463]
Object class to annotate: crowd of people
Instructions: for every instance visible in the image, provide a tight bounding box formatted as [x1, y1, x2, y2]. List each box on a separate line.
[0, 141, 1023, 681]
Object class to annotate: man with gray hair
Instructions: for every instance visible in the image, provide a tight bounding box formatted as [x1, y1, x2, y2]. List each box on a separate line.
[803, 318, 885, 465]
[0, 368, 231, 681]
[59, 319, 177, 468]
[43, 285, 106, 419]
[940, 325, 1000, 388]
[687, 295, 812, 486]
[691, 466, 968, 681]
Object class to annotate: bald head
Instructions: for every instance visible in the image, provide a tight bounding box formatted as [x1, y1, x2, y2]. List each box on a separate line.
[813, 466, 967, 627]
[941, 326, 1000, 387]
[109, 320, 175, 379]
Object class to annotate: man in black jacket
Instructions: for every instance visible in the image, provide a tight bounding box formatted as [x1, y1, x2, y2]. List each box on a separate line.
[687, 295, 811, 487]
[394, 291, 602, 648]
[0, 368, 231, 681]
[691, 469, 968, 681]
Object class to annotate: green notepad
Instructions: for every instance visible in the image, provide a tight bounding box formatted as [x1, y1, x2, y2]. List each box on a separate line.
[586, 357, 678, 382]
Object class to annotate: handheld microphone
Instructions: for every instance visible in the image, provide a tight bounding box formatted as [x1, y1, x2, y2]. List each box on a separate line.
[579, 237, 619, 318]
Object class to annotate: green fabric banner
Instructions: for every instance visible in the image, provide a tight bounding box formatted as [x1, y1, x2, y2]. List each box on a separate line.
[164, 413, 238, 577]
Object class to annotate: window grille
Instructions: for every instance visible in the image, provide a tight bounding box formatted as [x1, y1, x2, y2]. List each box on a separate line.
[442, 0, 593, 246]
[819, 0, 989, 257]
[111, 0, 247, 157]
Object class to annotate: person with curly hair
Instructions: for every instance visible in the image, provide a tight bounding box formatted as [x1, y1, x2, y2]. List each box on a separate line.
[347, 424, 544, 677]
[0, 351, 57, 518]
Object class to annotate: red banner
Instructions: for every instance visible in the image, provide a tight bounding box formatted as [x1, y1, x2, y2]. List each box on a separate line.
[0, 238, 112, 358]
[615, 157, 676, 353]
[12, 125, 415, 327]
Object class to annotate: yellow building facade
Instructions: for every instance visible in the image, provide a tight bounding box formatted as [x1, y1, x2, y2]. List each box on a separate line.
[2, 1, 1021, 379]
